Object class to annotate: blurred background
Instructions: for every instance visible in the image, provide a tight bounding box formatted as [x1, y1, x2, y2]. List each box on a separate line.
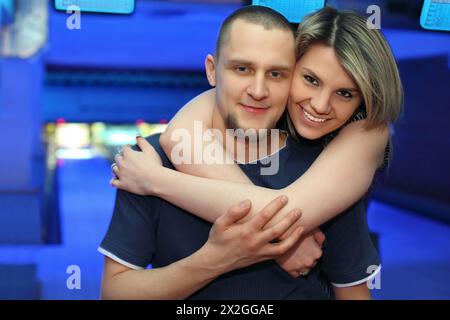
[0, 0, 449, 300]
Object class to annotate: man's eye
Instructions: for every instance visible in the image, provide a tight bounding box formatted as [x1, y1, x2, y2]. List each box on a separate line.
[304, 75, 318, 85]
[337, 90, 353, 99]
[270, 71, 282, 78]
[235, 66, 248, 73]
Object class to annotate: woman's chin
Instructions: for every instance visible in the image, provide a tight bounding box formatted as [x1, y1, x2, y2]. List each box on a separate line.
[295, 126, 326, 140]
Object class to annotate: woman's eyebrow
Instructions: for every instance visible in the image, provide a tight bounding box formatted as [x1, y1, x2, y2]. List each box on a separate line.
[301, 67, 359, 91]
[301, 67, 323, 83]
[341, 87, 360, 93]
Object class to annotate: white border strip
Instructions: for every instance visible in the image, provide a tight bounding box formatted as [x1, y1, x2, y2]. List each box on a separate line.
[98, 247, 144, 270]
[331, 265, 381, 288]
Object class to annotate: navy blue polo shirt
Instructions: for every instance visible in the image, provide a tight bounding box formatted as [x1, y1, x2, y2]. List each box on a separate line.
[99, 133, 380, 299]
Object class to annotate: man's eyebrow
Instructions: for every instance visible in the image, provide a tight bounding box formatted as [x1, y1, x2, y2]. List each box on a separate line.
[301, 67, 359, 92]
[227, 59, 292, 72]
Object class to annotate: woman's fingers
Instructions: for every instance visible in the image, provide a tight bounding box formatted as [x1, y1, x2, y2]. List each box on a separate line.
[313, 230, 326, 247]
[136, 136, 153, 152]
[114, 153, 123, 165]
[110, 177, 120, 188]
[250, 195, 289, 231]
[111, 163, 120, 178]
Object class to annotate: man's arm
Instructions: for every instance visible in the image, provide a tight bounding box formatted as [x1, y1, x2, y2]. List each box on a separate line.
[319, 196, 381, 299]
[101, 196, 304, 299]
[101, 252, 221, 300]
[333, 284, 371, 300]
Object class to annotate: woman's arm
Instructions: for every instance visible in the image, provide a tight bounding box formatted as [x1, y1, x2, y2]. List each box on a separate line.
[114, 121, 388, 234]
[160, 88, 252, 184]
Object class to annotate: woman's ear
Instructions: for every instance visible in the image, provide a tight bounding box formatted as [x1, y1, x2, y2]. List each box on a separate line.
[205, 54, 216, 87]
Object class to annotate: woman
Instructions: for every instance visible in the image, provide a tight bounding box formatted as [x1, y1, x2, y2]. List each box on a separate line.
[110, 7, 403, 298]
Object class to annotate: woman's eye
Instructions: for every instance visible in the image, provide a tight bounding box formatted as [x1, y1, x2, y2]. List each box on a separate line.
[304, 75, 318, 86]
[338, 90, 352, 99]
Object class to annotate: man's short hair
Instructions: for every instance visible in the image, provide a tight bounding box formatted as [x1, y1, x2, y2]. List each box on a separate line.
[215, 5, 295, 60]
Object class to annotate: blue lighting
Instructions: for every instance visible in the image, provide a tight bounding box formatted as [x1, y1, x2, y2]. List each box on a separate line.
[252, 0, 325, 23]
[0, 0, 14, 26]
[54, 0, 135, 15]
[420, 0, 450, 32]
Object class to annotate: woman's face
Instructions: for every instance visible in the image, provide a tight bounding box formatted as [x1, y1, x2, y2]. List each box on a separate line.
[287, 43, 363, 140]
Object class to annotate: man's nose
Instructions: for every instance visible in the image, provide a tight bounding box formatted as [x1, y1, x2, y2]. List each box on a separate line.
[247, 74, 269, 100]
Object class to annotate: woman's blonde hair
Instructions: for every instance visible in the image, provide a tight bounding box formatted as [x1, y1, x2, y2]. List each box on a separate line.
[289, 6, 403, 131]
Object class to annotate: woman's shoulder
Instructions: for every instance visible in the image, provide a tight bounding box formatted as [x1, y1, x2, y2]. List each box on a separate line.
[323, 105, 367, 146]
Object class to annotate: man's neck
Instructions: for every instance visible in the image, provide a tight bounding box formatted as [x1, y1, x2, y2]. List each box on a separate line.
[211, 107, 287, 164]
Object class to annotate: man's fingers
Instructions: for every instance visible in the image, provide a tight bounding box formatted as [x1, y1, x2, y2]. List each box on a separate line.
[278, 219, 303, 241]
[136, 136, 152, 152]
[250, 195, 288, 231]
[215, 200, 252, 231]
[265, 226, 304, 257]
[260, 208, 302, 243]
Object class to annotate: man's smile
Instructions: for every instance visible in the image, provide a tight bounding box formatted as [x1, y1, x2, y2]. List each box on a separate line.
[240, 103, 270, 114]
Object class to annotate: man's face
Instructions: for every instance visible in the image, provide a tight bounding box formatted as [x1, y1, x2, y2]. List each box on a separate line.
[206, 19, 296, 132]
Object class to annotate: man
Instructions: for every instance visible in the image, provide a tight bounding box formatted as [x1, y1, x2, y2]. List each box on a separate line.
[100, 6, 379, 299]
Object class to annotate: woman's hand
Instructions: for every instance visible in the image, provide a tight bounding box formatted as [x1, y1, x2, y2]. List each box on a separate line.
[275, 228, 325, 278]
[110, 136, 163, 196]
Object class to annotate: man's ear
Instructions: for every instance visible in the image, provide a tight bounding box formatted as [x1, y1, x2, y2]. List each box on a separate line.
[205, 54, 217, 87]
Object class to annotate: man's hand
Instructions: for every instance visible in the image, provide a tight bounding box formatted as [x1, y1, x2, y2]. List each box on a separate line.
[200, 196, 305, 275]
[110, 136, 162, 195]
[275, 228, 325, 278]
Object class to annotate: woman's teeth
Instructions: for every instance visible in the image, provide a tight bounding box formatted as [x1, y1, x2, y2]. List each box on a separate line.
[302, 108, 327, 123]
